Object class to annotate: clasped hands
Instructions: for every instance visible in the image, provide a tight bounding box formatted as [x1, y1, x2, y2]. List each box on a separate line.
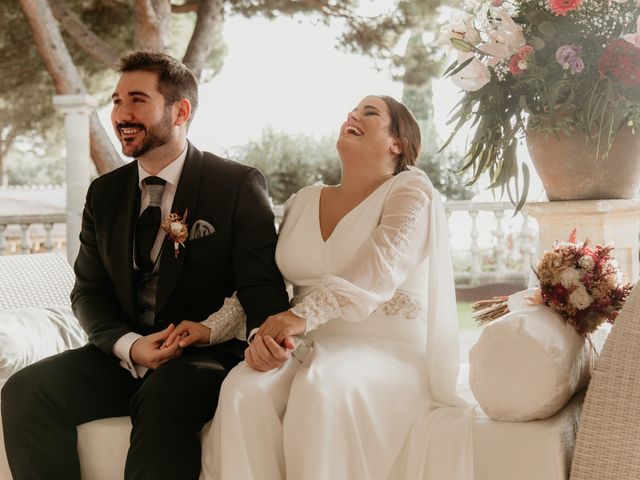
[129, 310, 305, 372]
[244, 310, 306, 372]
[130, 321, 211, 370]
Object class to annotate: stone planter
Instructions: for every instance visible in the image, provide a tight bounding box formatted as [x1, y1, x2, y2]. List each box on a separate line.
[526, 126, 640, 201]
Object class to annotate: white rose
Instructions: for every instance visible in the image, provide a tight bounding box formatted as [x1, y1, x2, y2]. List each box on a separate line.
[569, 286, 593, 310]
[558, 267, 581, 288]
[170, 222, 183, 236]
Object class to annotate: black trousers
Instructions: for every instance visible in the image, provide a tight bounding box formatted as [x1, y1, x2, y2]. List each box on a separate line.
[1, 343, 239, 480]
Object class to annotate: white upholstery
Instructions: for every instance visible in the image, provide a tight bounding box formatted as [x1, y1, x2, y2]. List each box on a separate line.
[0, 254, 583, 480]
[0, 253, 73, 310]
[0, 306, 87, 382]
[469, 289, 607, 421]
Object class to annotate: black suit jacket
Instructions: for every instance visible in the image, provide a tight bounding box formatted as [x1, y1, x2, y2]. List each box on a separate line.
[70, 142, 290, 359]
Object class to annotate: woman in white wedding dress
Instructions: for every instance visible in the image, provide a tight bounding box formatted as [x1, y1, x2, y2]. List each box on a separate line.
[166, 95, 473, 479]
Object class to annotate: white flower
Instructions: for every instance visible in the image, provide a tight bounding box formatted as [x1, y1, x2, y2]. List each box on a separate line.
[478, 11, 525, 65]
[569, 286, 593, 310]
[170, 221, 183, 236]
[578, 255, 595, 271]
[451, 52, 491, 92]
[558, 267, 581, 288]
[435, 15, 482, 49]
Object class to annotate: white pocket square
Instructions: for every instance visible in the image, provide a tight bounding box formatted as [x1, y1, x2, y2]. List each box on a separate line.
[189, 220, 215, 240]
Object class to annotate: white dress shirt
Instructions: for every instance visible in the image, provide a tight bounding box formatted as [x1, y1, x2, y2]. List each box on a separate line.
[112, 146, 188, 379]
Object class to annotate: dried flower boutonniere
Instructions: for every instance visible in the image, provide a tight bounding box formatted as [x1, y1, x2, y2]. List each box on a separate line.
[161, 209, 189, 258]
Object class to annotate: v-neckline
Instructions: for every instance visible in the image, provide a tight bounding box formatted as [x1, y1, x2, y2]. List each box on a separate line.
[317, 176, 395, 243]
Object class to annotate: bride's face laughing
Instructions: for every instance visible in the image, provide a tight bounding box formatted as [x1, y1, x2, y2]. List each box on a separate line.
[337, 96, 400, 168]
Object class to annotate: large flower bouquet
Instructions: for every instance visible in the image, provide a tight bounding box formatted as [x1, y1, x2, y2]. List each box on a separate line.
[438, 0, 640, 209]
[473, 230, 633, 335]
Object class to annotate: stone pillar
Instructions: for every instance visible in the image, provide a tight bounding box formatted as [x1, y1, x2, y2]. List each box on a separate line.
[527, 200, 640, 283]
[53, 94, 96, 264]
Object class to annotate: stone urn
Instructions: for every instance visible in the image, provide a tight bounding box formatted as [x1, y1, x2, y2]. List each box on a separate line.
[526, 125, 640, 201]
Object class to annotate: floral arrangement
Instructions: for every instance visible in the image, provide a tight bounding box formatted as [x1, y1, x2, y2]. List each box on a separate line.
[473, 230, 633, 335]
[437, 0, 640, 209]
[161, 209, 189, 258]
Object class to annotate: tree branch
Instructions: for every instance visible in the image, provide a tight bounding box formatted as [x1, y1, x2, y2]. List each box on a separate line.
[182, 0, 224, 79]
[134, 0, 171, 51]
[49, 0, 119, 69]
[18, 0, 123, 174]
[171, 1, 200, 13]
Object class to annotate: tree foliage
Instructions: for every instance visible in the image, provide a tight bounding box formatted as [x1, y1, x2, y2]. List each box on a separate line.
[2, 0, 415, 179]
[228, 129, 340, 204]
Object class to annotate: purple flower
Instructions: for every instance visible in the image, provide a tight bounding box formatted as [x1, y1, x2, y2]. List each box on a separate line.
[555, 45, 577, 66]
[570, 57, 584, 73]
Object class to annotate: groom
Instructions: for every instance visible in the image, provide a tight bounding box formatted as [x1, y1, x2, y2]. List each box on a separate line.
[1, 51, 290, 479]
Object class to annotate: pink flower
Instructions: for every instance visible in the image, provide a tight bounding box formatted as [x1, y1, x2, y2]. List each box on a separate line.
[519, 45, 535, 58]
[508, 54, 524, 75]
[491, 0, 504, 5]
[548, 0, 583, 16]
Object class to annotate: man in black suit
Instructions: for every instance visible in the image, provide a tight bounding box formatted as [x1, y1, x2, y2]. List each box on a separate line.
[1, 51, 290, 480]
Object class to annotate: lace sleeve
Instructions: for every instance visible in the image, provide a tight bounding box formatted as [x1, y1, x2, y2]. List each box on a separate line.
[291, 169, 434, 332]
[201, 293, 247, 344]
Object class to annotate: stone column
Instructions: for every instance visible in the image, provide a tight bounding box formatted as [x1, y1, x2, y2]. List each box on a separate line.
[527, 200, 640, 283]
[53, 94, 96, 264]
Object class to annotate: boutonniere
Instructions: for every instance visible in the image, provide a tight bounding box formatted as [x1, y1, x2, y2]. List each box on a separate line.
[161, 209, 189, 258]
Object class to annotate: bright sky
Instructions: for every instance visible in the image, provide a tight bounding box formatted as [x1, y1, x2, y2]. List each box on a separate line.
[189, 16, 402, 152]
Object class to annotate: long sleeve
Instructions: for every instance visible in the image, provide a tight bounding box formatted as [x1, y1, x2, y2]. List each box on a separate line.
[202, 293, 247, 344]
[290, 170, 432, 333]
[232, 168, 291, 333]
[71, 180, 136, 356]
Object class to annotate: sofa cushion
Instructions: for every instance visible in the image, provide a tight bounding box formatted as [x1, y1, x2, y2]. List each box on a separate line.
[0, 305, 87, 383]
[469, 289, 609, 421]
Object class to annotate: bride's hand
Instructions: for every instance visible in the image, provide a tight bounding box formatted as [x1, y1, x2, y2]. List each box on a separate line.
[244, 335, 290, 371]
[257, 310, 306, 346]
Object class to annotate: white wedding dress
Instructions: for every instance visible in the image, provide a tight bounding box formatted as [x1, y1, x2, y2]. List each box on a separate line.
[200, 168, 474, 480]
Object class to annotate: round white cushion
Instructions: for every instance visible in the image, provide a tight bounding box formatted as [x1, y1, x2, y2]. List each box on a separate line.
[469, 289, 610, 421]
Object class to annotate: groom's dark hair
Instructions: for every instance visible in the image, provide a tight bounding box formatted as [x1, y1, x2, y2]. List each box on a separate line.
[118, 51, 199, 126]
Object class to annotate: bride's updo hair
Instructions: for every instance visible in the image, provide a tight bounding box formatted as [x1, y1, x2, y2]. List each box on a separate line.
[378, 95, 422, 174]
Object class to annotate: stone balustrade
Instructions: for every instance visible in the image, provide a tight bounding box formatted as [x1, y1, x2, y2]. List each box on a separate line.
[0, 201, 535, 286]
[0, 202, 535, 286]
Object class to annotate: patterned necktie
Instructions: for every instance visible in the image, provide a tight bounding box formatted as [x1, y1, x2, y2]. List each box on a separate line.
[135, 176, 166, 271]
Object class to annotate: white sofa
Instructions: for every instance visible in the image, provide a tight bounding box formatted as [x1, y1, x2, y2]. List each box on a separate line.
[0, 253, 584, 480]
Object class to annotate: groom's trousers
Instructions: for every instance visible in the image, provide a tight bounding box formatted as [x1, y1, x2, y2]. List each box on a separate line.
[1, 343, 238, 480]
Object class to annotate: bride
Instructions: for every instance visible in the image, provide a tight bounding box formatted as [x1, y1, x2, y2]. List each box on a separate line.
[165, 95, 473, 479]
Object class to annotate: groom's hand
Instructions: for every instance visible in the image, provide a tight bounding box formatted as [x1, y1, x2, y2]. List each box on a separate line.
[131, 324, 183, 370]
[245, 335, 291, 372]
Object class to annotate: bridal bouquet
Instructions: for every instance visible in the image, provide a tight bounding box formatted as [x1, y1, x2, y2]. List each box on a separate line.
[437, 0, 640, 209]
[473, 230, 633, 335]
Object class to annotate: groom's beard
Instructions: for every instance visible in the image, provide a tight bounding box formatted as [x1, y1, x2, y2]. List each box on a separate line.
[118, 109, 174, 158]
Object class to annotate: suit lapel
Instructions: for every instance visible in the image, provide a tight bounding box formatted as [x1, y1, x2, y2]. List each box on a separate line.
[110, 164, 139, 320]
[155, 142, 204, 314]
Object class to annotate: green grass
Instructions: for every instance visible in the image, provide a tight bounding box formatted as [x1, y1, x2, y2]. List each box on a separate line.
[457, 301, 478, 331]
